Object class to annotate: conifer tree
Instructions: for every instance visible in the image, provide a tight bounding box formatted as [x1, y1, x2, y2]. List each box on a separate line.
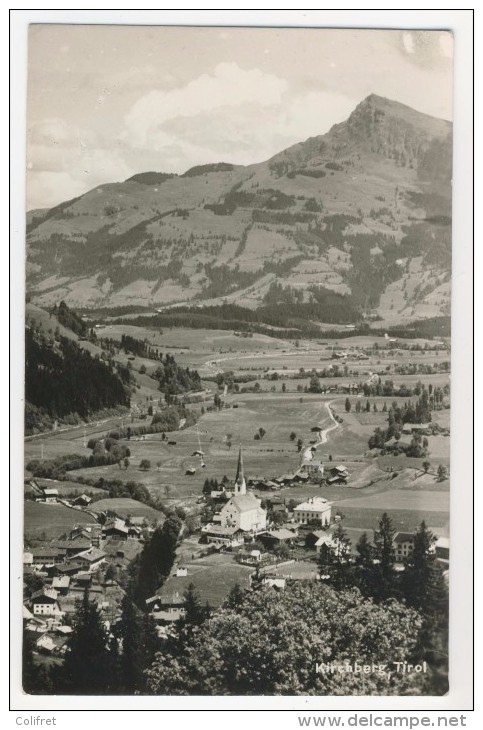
[317, 523, 353, 590]
[372, 512, 397, 601]
[58, 589, 112, 694]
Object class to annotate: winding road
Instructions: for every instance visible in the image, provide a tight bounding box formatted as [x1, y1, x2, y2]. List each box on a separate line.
[301, 398, 340, 463]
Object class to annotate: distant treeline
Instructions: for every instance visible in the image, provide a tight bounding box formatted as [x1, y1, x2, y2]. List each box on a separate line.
[115, 302, 450, 341]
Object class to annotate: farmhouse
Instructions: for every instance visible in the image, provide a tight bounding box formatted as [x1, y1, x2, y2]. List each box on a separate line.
[102, 518, 129, 540]
[51, 539, 91, 558]
[300, 460, 324, 481]
[70, 547, 106, 572]
[72, 494, 92, 507]
[293, 497, 332, 526]
[201, 524, 245, 548]
[51, 576, 71, 595]
[259, 529, 296, 549]
[41, 488, 59, 503]
[326, 464, 349, 485]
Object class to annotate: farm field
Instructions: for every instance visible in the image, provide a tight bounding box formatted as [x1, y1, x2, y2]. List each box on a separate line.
[64, 395, 336, 501]
[24, 500, 98, 539]
[333, 488, 449, 513]
[340, 507, 449, 533]
[23, 320, 451, 556]
[160, 552, 254, 607]
[89, 497, 164, 521]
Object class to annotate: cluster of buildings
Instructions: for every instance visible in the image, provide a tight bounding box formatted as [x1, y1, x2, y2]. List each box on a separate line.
[23, 511, 156, 657]
[200, 448, 335, 549]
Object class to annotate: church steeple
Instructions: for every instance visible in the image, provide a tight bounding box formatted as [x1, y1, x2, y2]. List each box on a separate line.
[234, 446, 246, 495]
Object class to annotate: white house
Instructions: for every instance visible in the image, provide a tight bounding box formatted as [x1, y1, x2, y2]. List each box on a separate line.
[393, 532, 415, 562]
[293, 497, 332, 526]
[30, 588, 62, 617]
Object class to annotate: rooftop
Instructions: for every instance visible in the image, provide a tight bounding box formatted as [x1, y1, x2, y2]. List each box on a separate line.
[294, 497, 332, 512]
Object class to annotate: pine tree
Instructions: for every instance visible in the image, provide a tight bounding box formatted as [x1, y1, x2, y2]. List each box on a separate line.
[401, 521, 449, 695]
[318, 523, 353, 590]
[372, 513, 397, 601]
[118, 595, 144, 693]
[354, 532, 376, 596]
[58, 589, 112, 694]
[225, 582, 245, 611]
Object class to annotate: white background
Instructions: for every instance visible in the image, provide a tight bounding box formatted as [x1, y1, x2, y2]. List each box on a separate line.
[7, 5, 476, 724]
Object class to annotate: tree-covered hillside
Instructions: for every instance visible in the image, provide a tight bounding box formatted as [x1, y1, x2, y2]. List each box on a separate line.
[25, 327, 130, 434]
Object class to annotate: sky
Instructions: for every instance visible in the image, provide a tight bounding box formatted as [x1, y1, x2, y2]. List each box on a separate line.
[26, 25, 453, 211]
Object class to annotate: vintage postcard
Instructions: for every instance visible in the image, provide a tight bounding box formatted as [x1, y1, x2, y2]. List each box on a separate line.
[16, 18, 470, 708]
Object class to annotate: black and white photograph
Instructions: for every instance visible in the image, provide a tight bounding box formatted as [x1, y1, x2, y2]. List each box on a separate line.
[12, 11, 473, 711]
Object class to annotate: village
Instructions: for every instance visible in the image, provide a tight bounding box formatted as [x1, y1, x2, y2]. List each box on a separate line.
[23, 433, 450, 662]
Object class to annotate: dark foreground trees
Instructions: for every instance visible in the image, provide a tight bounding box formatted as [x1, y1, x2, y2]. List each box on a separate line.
[53, 590, 114, 694]
[145, 582, 424, 696]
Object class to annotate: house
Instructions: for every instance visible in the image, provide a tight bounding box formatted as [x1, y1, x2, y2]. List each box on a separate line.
[260, 575, 286, 590]
[200, 524, 245, 548]
[314, 534, 338, 556]
[305, 530, 330, 550]
[30, 588, 62, 617]
[175, 567, 188, 577]
[72, 494, 92, 507]
[402, 423, 431, 435]
[35, 634, 57, 654]
[331, 465, 349, 479]
[51, 539, 92, 558]
[48, 561, 85, 578]
[293, 497, 332, 526]
[300, 460, 324, 481]
[326, 465, 349, 485]
[41, 488, 59, 503]
[30, 547, 66, 566]
[219, 448, 267, 534]
[393, 532, 415, 562]
[51, 576, 71, 595]
[150, 593, 186, 625]
[23, 551, 33, 566]
[102, 518, 129, 540]
[259, 529, 296, 549]
[435, 537, 450, 562]
[71, 547, 106, 572]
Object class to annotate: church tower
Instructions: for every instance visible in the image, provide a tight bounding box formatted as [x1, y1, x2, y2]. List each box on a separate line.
[234, 446, 246, 495]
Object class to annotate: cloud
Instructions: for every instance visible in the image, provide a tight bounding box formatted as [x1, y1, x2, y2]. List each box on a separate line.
[27, 66, 358, 208]
[121, 62, 355, 173]
[27, 118, 134, 209]
[124, 62, 288, 148]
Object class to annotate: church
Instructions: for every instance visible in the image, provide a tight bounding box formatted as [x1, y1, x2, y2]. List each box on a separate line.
[220, 448, 267, 533]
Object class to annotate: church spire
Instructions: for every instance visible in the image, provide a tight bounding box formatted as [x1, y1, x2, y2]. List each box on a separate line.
[234, 446, 246, 495]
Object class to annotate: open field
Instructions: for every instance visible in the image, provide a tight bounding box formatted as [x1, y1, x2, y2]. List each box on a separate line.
[160, 552, 253, 607]
[24, 500, 98, 539]
[66, 394, 335, 500]
[25, 478, 107, 497]
[334, 488, 448, 513]
[23, 322, 451, 550]
[89, 498, 164, 521]
[340, 507, 449, 533]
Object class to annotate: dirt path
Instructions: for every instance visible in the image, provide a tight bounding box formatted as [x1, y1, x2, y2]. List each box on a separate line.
[301, 399, 340, 462]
